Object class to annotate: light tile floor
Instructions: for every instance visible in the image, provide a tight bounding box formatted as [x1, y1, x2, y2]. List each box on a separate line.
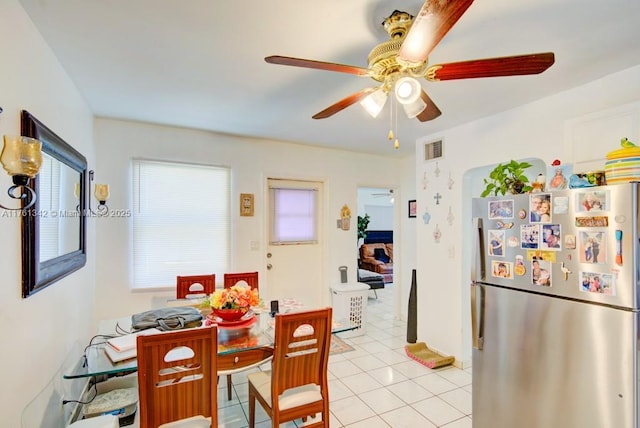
[218, 285, 473, 427]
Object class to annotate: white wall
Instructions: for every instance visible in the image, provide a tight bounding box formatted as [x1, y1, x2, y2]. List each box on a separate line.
[398, 156, 417, 319]
[362, 204, 393, 231]
[93, 119, 412, 322]
[0, 1, 96, 426]
[414, 65, 640, 367]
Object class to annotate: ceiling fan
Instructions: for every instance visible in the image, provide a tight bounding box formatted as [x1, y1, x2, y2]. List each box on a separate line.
[265, 0, 555, 123]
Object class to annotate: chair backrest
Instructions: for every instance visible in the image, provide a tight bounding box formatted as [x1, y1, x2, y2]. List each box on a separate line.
[176, 274, 216, 299]
[223, 271, 259, 291]
[271, 308, 332, 399]
[136, 327, 218, 428]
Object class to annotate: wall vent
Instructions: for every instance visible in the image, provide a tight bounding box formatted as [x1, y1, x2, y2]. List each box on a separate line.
[424, 139, 443, 161]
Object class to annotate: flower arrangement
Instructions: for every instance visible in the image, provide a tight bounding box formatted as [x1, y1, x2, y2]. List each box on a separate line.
[209, 284, 260, 311]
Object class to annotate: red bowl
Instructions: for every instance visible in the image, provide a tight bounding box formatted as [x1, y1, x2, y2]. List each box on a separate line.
[213, 308, 247, 322]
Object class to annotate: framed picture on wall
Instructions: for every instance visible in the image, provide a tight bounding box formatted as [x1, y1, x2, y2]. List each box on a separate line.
[408, 200, 417, 218]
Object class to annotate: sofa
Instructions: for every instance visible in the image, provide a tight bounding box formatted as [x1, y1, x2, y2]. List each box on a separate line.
[359, 243, 393, 283]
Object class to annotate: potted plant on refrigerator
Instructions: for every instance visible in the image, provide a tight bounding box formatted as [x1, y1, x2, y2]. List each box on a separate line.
[481, 160, 533, 197]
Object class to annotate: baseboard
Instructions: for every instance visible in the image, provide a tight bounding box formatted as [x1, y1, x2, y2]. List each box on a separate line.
[453, 359, 472, 370]
[426, 344, 472, 370]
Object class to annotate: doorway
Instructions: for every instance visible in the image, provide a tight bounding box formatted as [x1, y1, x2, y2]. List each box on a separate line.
[357, 187, 395, 284]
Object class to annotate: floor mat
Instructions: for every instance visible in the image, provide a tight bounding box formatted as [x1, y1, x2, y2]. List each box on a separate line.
[330, 335, 355, 355]
[405, 342, 454, 369]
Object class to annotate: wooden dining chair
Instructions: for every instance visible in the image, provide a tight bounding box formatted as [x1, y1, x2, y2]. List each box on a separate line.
[136, 327, 218, 428]
[176, 274, 216, 299]
[220, 271, 260, 400]
[247, 307, 332, 427]
[223, 271, 259, 291]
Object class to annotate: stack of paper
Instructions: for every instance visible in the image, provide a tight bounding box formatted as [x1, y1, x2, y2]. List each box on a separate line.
[104, 328, 161, 363]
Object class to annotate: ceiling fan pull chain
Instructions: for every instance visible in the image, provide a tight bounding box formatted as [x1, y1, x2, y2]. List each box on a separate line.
[394, 99, 399, 149]
[388, 95, 394, 141]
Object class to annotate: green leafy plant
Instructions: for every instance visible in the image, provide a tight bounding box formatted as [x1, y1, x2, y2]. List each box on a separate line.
[481, 160, 533, 197]
[357, 214, 370, 242]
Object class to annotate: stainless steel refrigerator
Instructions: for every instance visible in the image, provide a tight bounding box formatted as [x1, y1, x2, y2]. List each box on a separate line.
[471, 182, 639, 428]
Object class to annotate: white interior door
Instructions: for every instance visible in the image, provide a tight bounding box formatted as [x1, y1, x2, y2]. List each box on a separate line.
[265, 178, 324, 307]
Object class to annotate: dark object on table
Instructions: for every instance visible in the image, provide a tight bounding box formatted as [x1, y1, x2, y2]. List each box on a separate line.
[270, 300, 279, 317]
[131, 306, 203, 331]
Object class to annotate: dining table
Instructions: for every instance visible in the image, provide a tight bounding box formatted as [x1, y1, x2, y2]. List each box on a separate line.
[63, 301, 354, 380]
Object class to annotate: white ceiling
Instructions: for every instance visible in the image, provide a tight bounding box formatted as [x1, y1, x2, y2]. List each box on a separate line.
[18, 0, 640, 157]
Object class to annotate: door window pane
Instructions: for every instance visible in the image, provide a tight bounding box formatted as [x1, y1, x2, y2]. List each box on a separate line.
[269, 184, 318, 245]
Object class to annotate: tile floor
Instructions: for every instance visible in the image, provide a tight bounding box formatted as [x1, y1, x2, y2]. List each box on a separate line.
[218, 285, 473, 427]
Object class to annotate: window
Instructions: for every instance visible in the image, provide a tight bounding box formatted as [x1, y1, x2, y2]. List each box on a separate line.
[269, 179, 318, 244]
[132, 160, 230, 289]
[38, 154, 60, 262]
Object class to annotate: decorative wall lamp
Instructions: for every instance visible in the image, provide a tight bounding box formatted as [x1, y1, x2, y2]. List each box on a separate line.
[0, 135, 43, 210]
[88, 170, 109, 215]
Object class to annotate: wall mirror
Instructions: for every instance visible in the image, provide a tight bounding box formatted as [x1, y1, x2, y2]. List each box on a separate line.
[21, 110, 87, 298]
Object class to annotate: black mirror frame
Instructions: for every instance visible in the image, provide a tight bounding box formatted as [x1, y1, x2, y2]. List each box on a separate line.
[20, 110, 87, 298]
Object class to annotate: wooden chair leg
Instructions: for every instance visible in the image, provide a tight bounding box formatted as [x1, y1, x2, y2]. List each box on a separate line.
[227, 374, 233, 400]
[248, 386, 256, 428]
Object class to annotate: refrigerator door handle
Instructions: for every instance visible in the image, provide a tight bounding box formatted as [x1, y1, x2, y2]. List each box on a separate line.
[472, 217, 485, 282]
[471, 282, 485, 350]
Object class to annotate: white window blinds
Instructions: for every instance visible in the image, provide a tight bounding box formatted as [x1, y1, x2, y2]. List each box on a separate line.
[38, 154, 60, 262]
[269, 181, 318, 244]
[132, 160, 230, 289]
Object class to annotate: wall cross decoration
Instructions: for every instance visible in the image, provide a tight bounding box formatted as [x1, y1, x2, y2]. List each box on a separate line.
[434, 193, 442, 205]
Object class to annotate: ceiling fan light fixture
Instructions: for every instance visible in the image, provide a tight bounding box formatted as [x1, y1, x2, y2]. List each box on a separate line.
[394, 76, 421, 105]
[402, 97, 427, 119]
[360, 88, 388, 118]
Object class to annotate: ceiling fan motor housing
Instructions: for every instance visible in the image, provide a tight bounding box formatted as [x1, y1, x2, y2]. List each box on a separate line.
[369, 10, 428, 85]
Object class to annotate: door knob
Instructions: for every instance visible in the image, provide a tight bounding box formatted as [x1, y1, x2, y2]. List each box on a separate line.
[267, 263, 273, 270]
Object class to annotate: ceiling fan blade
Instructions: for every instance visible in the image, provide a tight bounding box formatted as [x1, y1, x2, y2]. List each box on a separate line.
[312, 87, 378, 119]
[265, 55, 369, 76]
[426, 52, 555, 81]
[416, 89, 442, 122]
[398, 0, 474, 65]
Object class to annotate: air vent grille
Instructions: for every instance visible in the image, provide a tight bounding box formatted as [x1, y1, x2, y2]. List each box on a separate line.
[424, 139, 443, 161]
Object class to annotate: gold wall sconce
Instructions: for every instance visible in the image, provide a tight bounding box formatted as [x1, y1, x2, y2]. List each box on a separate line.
[0, 134, 43, 210]
[338, 204, 351, 230]
[88, 170, 109, 215]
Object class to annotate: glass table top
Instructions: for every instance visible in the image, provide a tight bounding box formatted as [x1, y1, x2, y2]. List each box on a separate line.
[64, 307, 356, 379]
